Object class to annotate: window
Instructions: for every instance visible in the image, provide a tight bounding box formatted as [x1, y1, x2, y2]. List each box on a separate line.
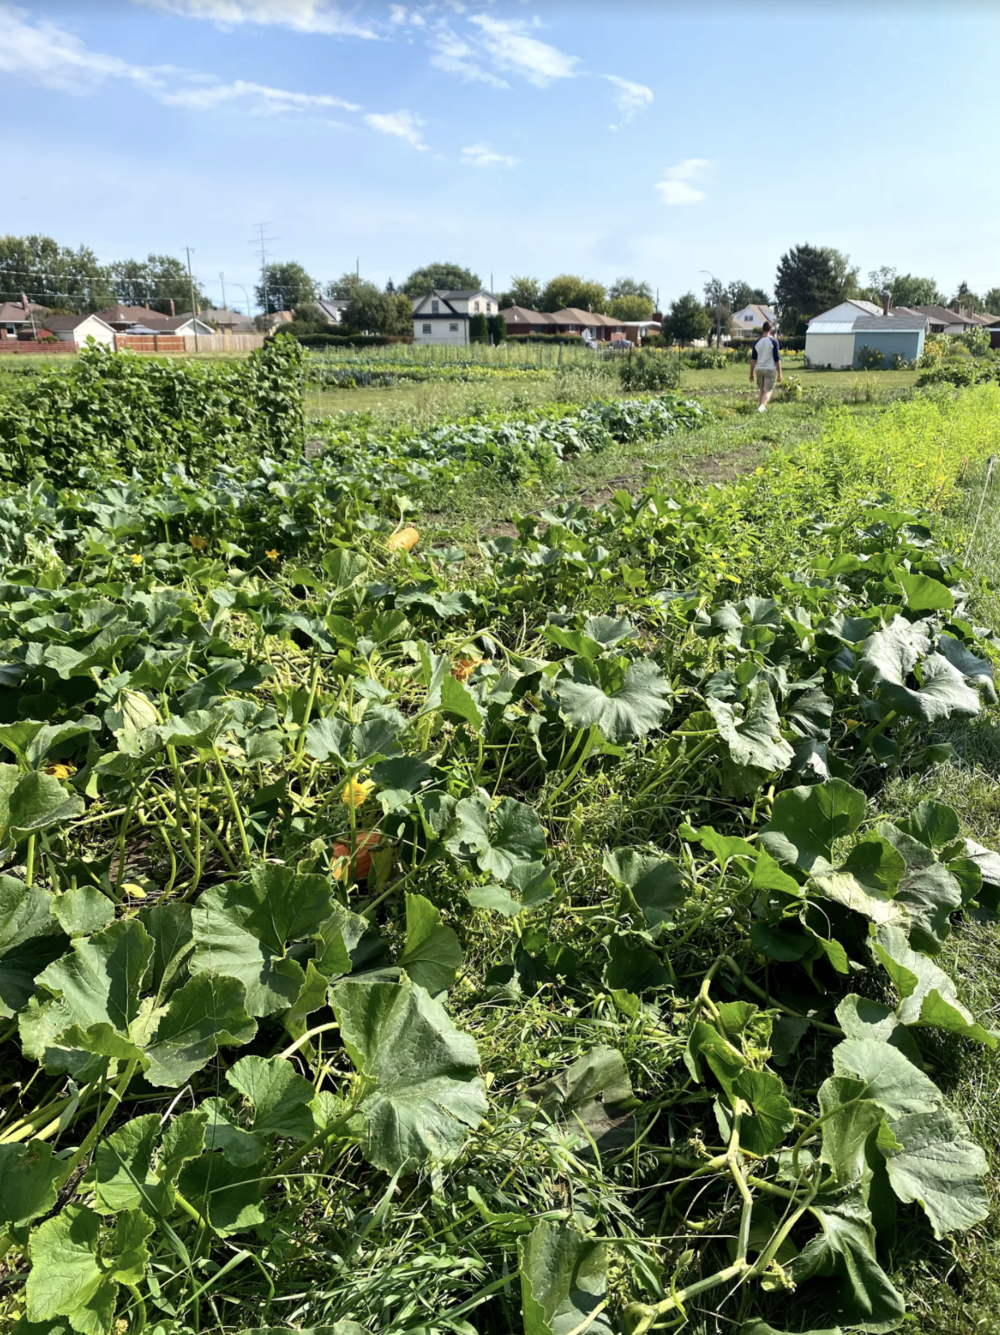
[474, 300, 480, 313]
[431, 300, 439, 313]
[422, 323, 432, 334]
[486, 302, 492, 313]
[449, 323, 459, 332]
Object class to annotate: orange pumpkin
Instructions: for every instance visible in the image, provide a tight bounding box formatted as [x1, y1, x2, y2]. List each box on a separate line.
[332, 831, 381, 881]
[387, 526, 419, 553]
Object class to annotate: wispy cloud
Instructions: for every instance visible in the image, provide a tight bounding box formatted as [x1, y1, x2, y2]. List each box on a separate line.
[467, 13, 580, 87]
[0, 2, 169, 94]
[461, 142, 519, 167]
[604, 74, 653, 129]
[389, 4, 425, 26]
[162, 78, 360, 112]
[655, 158, 711, 206]
[427, 22, 510, 87]
[365, 108, 427, 150]
[127, 0, 377, 38]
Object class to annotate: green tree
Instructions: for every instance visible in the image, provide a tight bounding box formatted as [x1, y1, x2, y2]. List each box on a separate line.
[290, 302, 330, 331]
[983, 288, 1000, 315]
[608, 276, 653, 302]
[498, 275, 541, 310]
[341, 283, 411, 336]
[0, 233, 114, 311]
[726, 281, 771, 311]
[609, 293, 654, 321]
[952, 281, 982, 312]
[661, 292, 712, 345]
[256, 262, 318, 314]
[775, 244, 859, 330]
[468, 312, 489, 344]
[325, 272, 366, 300]
[486, 313, 507, 343]
[859, 268, 944, 308]
[540, 275, 607, 313]
[111, 254, 207, 314]
[403, 262, 481, 295]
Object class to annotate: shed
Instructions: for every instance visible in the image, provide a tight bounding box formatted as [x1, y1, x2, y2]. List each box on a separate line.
[804, 321, 857, 369]
[43, 314, 116, 348]
[851, 314, 927, 368]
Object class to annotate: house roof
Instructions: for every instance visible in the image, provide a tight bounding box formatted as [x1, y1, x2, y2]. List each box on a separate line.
[501, 306, 556, 324]
[93, 305, 167, 324]
[807, 322, 858, 335]
[906, 305, 975, 326]
[152, 315, 212, 332]
[0, 301, 48, 322]
[42, 313, 113, 331]
[185, 307, 255, 327]
[549, 308, 623, 327]
[317, 299, 348, 321]
[853, 314, 928, 332]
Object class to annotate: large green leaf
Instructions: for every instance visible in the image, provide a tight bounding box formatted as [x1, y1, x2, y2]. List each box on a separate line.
[518, 1219, 613, 1335]
[522, 1046, 635, 1153]
[860, 617, 980, 722]
[892, 862, 963, 955]
[0, 876, 66, 1017]
[731, 1069, 794, 1156]
[143, 972, 257, 1086]
[759, 779, 867, 874]
[834, 994, 921, 1066]
[872, 925, 997, 1047]
[818, 1075, 883, 1186]
[330, 975, 486, 1173]
[544, 615, 637, 659]
[3, 769, 85, 843]
[226, 1055, 318, 1142]
[177, 1153, 265, 1234]
[553, 657, 671, 743]
[190, 865, 334, 1015]
[83, 1114, 169, 1216]
[708, 681, 794, 775]
[882, 1107, 989, 1238]
[0, 1140, 64, 1228]
[788, 1189, 905, 1332]
[831, 1038, 942, 1118]
[603, 849, 684, 926]
[397, 892, 462, 994]
[304, 712, 402, 769]
[446, 795, 547, 882]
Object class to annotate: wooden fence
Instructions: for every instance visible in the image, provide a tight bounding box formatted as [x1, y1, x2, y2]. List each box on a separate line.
[182, 334, 266, 354]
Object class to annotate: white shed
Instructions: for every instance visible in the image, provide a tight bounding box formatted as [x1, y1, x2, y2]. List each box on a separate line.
[805, 321, 856, 369]
[43, 313, 116, 348]
[811, 299, 881, 324]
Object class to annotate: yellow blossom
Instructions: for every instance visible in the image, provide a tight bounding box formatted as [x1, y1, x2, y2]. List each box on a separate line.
[44, 762, 75, 780]
[451, 656, 486, 682]
[130, 554, 143, 566]
[265, 549, 280, 562]
[189, 534, 207, 551]
[341, 778, 375, 807]
[123, 882, 147, 899]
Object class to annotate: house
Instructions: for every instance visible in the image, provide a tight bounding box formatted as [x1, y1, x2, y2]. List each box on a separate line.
[42, 314, 116, 348]
[850, 314, 927, 367]
[805, 310, 927, 369]
[0, 300, 49, 339]
[810, 299, 882, 325]
[622, 319, 665, 344]
[93, 304, 173, 332]
[317, 298, 350, 324]
[412, 289, 498, 345]
[731, 303, 777, 339]
[501, 306, 558, 336]
[140, 315, 215, 337]
[896, 305, 995, 336]
[188, 307, 256, 333]
[548, 309, 626, 341]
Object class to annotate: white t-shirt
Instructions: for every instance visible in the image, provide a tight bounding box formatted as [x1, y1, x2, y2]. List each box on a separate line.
[752, 335, 780, 371]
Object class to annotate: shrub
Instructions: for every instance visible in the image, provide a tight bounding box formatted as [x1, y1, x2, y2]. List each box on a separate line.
[468, 313, 489, 345]
[963, 326, 991, 357]
[888, 353, 910, 370]
[855, 345, 885, 370]
[618, 349, 682, 392]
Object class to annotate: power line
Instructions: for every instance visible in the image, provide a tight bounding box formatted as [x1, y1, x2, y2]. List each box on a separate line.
[250, 223, 278, 313]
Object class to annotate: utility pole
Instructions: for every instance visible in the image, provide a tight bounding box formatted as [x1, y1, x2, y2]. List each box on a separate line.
[186, 247, 199, 352]
[219, 271, 227, 311]
[356, 257, 360, 279]
[251, 222, 277, 320]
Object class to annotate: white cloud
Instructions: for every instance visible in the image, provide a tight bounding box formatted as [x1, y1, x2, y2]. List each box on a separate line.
[365, 108, 427, 150]
[604, 74, 653, 128]
[162, 78, 360, 112]
[427, 22, 509, 86]
[389, 4, 425, 25]
[467, 13, 580, 87]
[461, 142, 519, 167]
[654, 158, 711, 206]
[0, 3, 168, 94]
[127, 0, 377, 38]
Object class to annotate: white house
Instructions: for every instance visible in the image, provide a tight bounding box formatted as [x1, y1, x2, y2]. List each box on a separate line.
[809, 299, 882, 325]
[731, 303, 777, 337]
[804, 321, 858, 369]
[42, 313, 116, 348]
[412, 289, 498, 345]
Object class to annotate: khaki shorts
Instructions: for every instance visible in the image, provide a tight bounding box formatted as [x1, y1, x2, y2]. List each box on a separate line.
[755, 369, 776, 392]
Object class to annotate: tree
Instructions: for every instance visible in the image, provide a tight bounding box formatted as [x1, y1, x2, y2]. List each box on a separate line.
[498, 275, 541, 310]
[290, 302, 330, 331]
[661, 293, 712, 345]
[952, 281, 982, 312]
[403, 262, 481, 295]
[609, 293, 655, 321]
[256, 262, 318, 314]
[325, 272, 366, 300]
[983, 288, 1000, 315]
[111, 254, 207, 314]
[858, 268, 944, 308]
[726, 281, 771, 311]
[0, 233, 114, 311]
[608, 276, 653, 302]
[468, 312, 489, 344]
[774, 244, 859, 331]
[540, 275, 607, 313]
[341, 283, 411, 336]
[487, 313, 506, 343]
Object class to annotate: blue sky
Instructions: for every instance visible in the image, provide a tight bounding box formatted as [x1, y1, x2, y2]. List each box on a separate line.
[2, 0, 998, 312]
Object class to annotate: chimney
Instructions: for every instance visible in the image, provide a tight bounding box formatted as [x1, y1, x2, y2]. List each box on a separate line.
[169, 299, 175, 317]
[882, 291, 891, 317]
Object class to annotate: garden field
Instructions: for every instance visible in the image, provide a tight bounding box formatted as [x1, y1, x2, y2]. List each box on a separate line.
[1, 340, 1000, 1335]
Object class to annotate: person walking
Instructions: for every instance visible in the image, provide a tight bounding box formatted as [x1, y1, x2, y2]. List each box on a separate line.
[749, 320, 781, 412]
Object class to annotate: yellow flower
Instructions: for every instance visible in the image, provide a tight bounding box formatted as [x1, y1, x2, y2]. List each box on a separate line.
[189, 534, 207, 551]
[130, 554, 143, 566]
[122, 882, 147, 899]
[341, 778, 375, 807]
[265, 549, 280, 562]
[44, 762, 75, 780]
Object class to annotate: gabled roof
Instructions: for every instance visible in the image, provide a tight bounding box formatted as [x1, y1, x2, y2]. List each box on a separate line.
[906, 305, 974, 326]
[93, 304, 165, 323]
[549, 308, 623, 327]
[42, 313, 114, 331]
[853, 314, 928, 332]
[807, 322, 857, 335]
[185, 307, 255, 327]
[0, 300, 48, 322]
[501, 306, 556, 324]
